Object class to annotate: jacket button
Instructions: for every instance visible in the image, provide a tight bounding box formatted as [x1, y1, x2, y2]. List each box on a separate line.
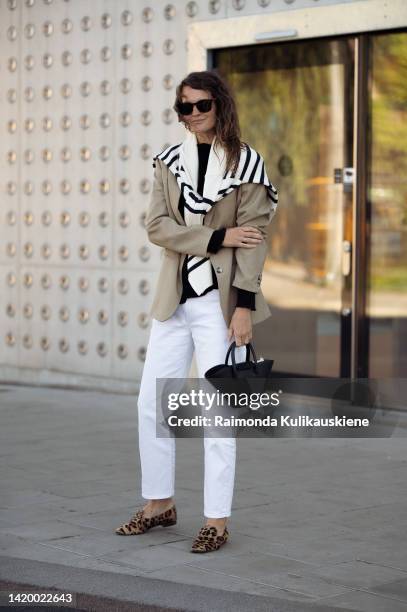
[216, 266, 223, 273]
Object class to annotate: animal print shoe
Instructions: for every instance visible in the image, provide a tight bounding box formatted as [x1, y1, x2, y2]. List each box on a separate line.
[190, 524, 229, 553]
[115, 505, 177, 535]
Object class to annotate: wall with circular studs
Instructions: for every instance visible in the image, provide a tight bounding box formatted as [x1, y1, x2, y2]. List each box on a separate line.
[0, 0, 352, 390]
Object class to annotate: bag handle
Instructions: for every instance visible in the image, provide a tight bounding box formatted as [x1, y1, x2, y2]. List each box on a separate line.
[225, 341, 258, 376]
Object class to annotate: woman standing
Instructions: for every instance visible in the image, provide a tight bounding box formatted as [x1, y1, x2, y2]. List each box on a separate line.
[116, 70, 278, 553]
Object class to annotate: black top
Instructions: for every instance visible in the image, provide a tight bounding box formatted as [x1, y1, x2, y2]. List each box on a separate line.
[178, 142, 255, 310]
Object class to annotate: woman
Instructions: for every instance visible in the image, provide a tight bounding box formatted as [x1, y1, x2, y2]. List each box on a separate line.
[115, 70, 278, 553]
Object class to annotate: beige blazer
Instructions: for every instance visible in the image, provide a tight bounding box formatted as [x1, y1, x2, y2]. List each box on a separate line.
[145, 158, 276, 328]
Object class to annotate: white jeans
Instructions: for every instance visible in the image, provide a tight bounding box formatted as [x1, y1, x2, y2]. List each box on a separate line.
[137, 289, 246, 518]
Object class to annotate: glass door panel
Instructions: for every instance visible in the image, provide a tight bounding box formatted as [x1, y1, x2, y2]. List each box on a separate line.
[367, 31, 407, 378]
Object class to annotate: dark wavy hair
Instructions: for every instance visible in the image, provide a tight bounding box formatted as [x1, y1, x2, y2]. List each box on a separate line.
[173, 70, 245, 176]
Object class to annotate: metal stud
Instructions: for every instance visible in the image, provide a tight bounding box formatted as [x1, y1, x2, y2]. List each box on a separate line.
[78, 277, 89, 291]
[118, 279, 129, 294]
[100, 80, 111, 95]
[99, 212, 109, 227]
[99, 146, 110, 161]
[117, 311, 128, 327]
[60, 211, 71, 226]
[139, 246, 150, 262]
[25, 87, 35, 102]
[23, 335, 33, 349]
[80, 114, 91, 130]
[164, 4, 176, 19]
[78, 308, 90, 323]
[23, 303, 33, 318]
[61, 50, 73, 66]
[42, 149, 52, 163]
[139, 279, 150, 295]
[59, 339, 69, 353]
[81, 16, 92, 31]
[78, 211, 90, 227]
[9, 332, 20, 350]
[41, 274, 51, 289]
[25, 23, 35, 39]
[61, 18, 73, 34]
[43, 21, 54, 36]
[60, 115, 71, 131]
[121, 10, 133, 26]
[7, 89, 17, 103]
[186, 2, 199, 17]
[120, 78, 132, 93]
[163, 39, 175, 55]
[60, 306, 70, 322]
[119, 145, 131, 160]
[41, 244, 52, 259]
[7, 243, 17, 257]
[138, 313, 150, 328]
[61, 147, 71, 162]
[8, 57, 18, 72]
[60, 243, 70, 259]
[99, 310, 109, 324]
[43, 53, 53, 68]
[142, 42, 153, 57]
[24, 211, 34, 225]
[42, 116, 53, 131]
[98, 278, 109, 292]
[24, 242, 34, 258]
[79, 245, 90, 260]
[59, 274, 71, 291]
[121, 44, 132, 60]
[42, 211, 52, 226]
[24, 149, 34, 164]
[25, 55, 35, 70]
[118, 344, 128, 359]
[120, 111, 131, 127]
[80, 49, 92, 64]
[101, 46, 111, 62]
[7, 26, 18, 41]
[43, 85, 53, 99]
[78, 341, 88, 355]
[118, 246, 129, 261]
[98, 343, 108, 357]
[142, 7, 154, 22]
[79, 82, 91, 97]
[101, 13, 112, 28]
[98, 246, 109, 260]
[100, 113, 111, 128]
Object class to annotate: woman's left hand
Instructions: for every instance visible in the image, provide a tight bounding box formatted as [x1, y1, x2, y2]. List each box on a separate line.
[228, 308, 252, 346]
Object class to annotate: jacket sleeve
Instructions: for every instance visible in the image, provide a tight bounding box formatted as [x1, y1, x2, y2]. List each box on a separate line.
[145, 160, 215, 257]
[231, 182, 277, 293]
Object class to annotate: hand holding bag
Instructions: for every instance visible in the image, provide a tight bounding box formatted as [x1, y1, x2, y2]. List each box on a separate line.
[204, 341, 275, 399]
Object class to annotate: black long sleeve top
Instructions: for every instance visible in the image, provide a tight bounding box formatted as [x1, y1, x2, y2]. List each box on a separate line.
[178, 142, 255, 310]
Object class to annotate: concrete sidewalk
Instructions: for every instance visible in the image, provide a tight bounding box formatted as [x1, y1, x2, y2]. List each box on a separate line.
[0, 383, 406, 611]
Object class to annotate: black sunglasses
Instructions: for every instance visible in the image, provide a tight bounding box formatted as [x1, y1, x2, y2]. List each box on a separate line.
[175, 98, 214, 115]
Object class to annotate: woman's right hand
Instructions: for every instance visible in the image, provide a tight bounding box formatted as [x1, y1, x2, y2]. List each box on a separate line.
[223, 226, 263, 248]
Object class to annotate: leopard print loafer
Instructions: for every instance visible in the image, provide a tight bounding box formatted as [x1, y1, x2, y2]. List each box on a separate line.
[190, 524, 229, 553]
[115, 505, 177, 535]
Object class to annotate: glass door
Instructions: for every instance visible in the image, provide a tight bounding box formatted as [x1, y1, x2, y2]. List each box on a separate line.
[214, 37, 355, 377]
[366, 31, 407, 379]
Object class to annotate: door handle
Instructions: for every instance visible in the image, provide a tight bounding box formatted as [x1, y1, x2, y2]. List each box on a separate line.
[342, 240, 352, 276]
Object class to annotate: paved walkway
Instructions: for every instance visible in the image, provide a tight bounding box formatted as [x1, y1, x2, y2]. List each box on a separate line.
[0, 384, 406, 611]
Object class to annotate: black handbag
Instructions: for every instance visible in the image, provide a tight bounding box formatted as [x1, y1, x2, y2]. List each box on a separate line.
[204, 341, 274, 398]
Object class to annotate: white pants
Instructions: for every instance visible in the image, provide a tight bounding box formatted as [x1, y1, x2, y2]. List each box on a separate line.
[137, 289, 246, 518]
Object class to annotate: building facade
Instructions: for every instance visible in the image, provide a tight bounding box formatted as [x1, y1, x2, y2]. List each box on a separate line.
[1, 0, 406, 392]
